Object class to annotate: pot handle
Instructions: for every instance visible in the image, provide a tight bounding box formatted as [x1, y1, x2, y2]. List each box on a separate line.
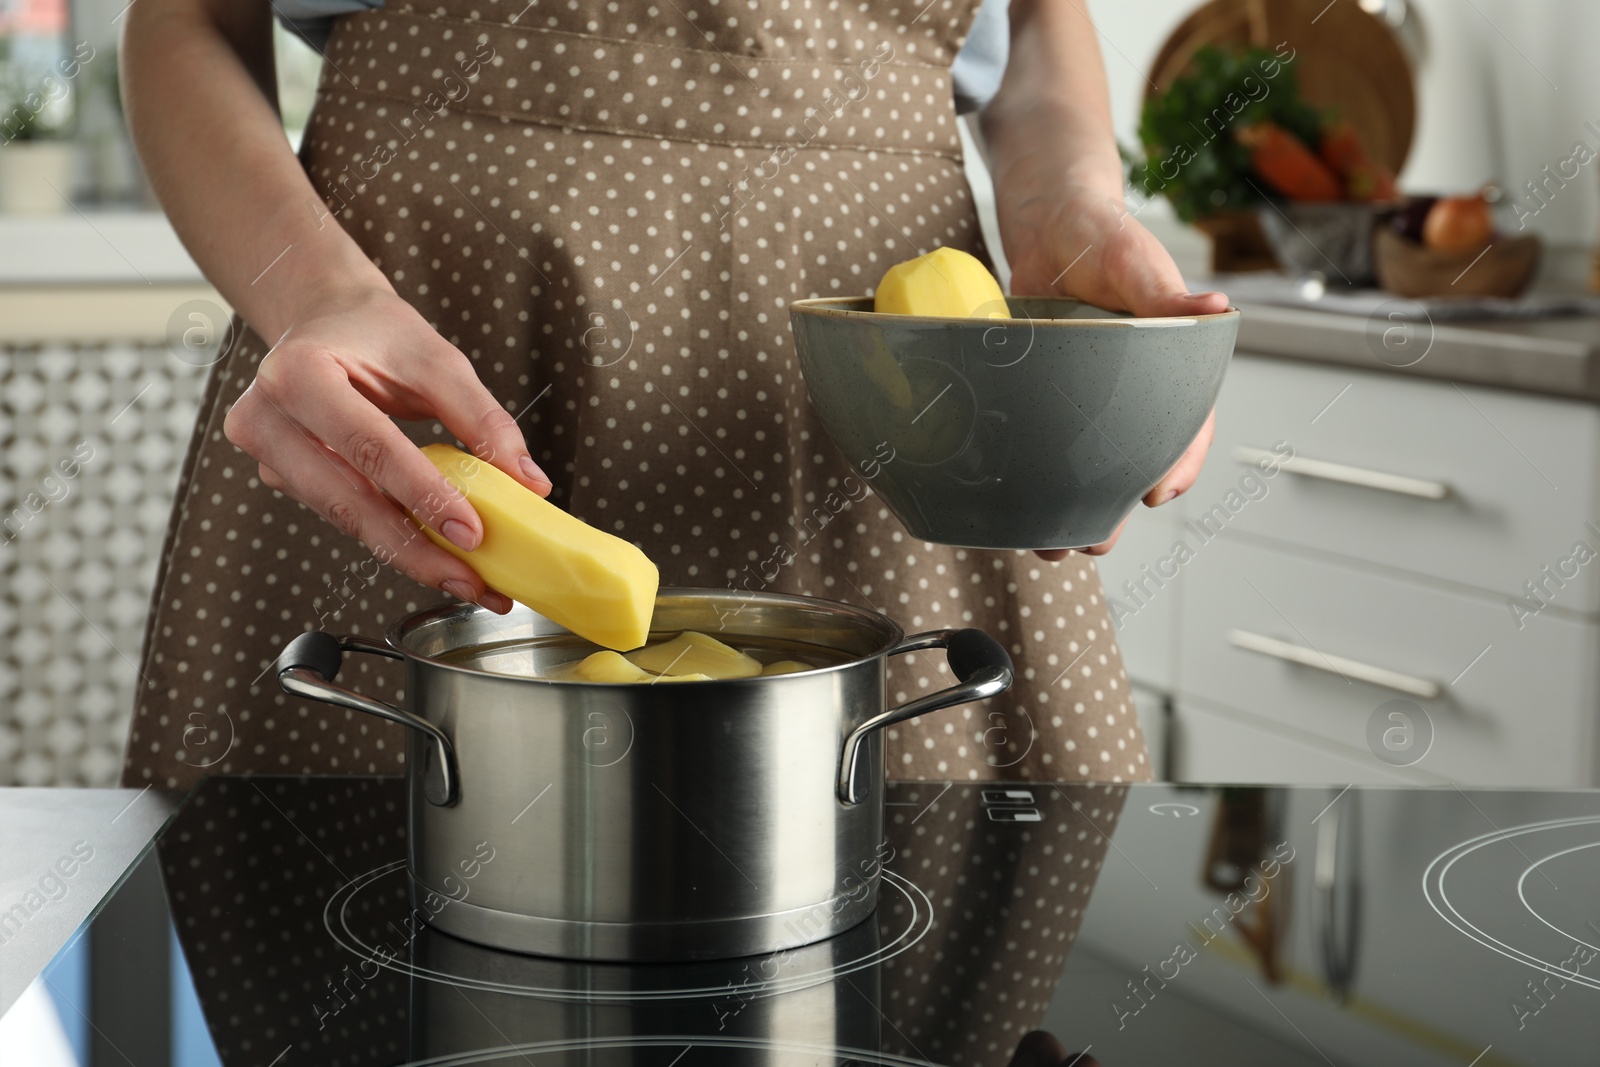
[274, 631, 459, 807]
[837, 628, 1013, 806]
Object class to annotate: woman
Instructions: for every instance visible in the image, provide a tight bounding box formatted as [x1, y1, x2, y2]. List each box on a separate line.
[119, 0, 1224, 791]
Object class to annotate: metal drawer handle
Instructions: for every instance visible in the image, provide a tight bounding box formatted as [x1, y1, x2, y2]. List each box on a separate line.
[1226, 629, 1441, 701]
[1233, 446, 1450, 501]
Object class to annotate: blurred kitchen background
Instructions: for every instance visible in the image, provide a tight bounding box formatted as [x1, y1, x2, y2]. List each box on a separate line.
[5, 0, 1600, 788]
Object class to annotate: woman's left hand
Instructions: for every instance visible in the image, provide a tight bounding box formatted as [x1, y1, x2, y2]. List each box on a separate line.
[1001, 185, 1227, 559]
[978, 0, 1229, 560]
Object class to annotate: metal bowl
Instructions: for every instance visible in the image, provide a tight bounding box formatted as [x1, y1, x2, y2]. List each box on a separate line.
[1255, 201, 1386, 287]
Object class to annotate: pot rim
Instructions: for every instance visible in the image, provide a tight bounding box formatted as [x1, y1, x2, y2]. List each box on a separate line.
[381, 585, 908, 685]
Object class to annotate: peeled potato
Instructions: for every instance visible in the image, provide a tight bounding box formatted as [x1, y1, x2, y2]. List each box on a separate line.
[627, 631, 761, 679]
[761, 660, 813, 676]
[419, 444, 658, 651]
[551, 650, 656, 683]
[874, 247, 1009, 319]
[863, 336, 913, 409]
[653, 672, 713, 683]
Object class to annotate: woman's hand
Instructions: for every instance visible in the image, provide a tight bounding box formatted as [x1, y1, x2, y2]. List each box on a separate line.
[1002, 186, 1225, 560]
[224, 283, 551, 611]
[980, 0, 1227, 560]
[124, 1, 548, 610]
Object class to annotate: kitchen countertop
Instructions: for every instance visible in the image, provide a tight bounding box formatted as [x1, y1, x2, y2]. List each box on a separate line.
[0, 786, 179, 1017]
[1233, 300, 1600, 403]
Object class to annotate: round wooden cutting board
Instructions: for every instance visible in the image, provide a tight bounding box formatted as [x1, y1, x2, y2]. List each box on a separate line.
[1146, 0, 1417, 173]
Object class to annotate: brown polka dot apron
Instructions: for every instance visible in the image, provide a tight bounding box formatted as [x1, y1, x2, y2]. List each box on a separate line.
[121, 0, 1149, 791]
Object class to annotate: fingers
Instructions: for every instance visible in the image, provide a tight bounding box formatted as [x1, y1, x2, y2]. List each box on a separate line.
[253, 346, 489, 551]
[1145, 408, 1216, 506]
[1007, 1031, 1069, 1067]
[1080, 513, 1129, 556]
[1104, 217, 1230, 317]
[423, 347, 553, 496]
[228, 386, 506, 608]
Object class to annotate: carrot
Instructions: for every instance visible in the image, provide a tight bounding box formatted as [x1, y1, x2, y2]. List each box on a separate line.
[1319, 120, 1398, 201]
[1236, 122, 1343, 201]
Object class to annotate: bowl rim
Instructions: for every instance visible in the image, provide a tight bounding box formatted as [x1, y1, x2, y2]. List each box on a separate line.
[787, 294, 1240, 327]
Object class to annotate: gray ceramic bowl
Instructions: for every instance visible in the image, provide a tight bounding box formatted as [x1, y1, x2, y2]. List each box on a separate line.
[788, 296, 1239, 550]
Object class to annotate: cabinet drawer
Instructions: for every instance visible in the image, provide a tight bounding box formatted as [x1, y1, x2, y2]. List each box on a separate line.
[1194, 355, 1600, 608]
[1177, 537, 1599, 787]
[1172, 697, 1439, 785]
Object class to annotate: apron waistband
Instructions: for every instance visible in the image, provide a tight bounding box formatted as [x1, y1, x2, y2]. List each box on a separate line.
[321, 7, 963, 158]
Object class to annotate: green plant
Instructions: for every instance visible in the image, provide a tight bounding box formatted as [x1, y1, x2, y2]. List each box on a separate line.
[0, 73, 63, 144]
[1127, 45, 1326, 222]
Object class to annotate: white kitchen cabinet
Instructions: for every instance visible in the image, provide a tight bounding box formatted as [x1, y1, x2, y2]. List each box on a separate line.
[1093, 507, 1187, 692]
[1110, 353, 1600, 788]
[1178, 536, 1599, 786]
[1190, 355, 1600, 609]
[1170, 695, 1442, 786]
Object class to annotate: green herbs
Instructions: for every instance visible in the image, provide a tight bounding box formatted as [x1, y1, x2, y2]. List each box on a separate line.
[1127, 44, 1325, 222]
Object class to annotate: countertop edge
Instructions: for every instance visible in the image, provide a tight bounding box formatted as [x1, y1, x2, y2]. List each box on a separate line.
[1233, 302, 1600, 403]
[0, 787, 183, 1019]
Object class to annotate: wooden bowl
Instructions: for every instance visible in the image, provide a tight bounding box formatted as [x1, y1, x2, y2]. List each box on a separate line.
[1373, 229, 1542, 299]
[1194, 211, 1279, 274]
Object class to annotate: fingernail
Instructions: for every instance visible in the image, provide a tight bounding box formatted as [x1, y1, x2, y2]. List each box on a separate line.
[1162, 487, 1179, 503]
[1181, 291, 1223, 302]
[520, 455, 551, 489]
[441, 579, 478, 604]
[441, 518, 478, 551]
[481, 590, 514, 614]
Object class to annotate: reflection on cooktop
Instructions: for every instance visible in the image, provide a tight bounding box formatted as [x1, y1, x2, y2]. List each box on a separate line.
[325, 860, 933, 1002]
[155, 777, 1121, 1067]
[17, 777, 1600, 1066]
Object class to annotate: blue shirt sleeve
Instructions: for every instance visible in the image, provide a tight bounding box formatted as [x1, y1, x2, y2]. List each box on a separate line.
[950, 0, 1010, 114]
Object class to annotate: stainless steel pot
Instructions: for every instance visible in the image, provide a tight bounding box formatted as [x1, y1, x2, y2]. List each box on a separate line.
[273, 588, 1011, 962]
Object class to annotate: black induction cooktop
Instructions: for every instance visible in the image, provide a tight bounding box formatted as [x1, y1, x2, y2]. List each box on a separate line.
[16, 776, 1600, 1066]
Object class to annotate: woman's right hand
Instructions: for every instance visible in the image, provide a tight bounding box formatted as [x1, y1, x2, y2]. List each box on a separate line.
[223, 283, 552, 612]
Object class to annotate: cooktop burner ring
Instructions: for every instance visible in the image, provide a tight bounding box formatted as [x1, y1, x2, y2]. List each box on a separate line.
[1518, 840, 1600, 967]
[323, 860, 934, 1001]
[1424, 813, 1600, 991]
[395, 1035, 940, 1067]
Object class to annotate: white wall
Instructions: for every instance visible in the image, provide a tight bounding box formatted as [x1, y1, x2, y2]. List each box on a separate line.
[1087, 0, 1600, 259]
